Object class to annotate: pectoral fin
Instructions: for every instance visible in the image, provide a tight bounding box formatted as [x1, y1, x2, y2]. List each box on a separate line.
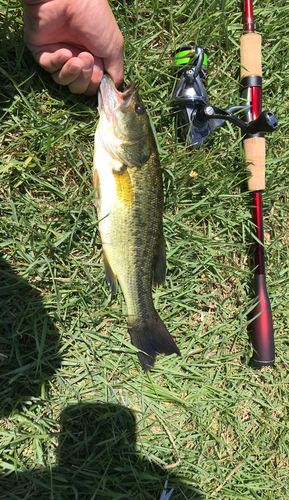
[153, 235, 166, 286]
[113, 166, 134, 208]
[103, 251, 118, 294]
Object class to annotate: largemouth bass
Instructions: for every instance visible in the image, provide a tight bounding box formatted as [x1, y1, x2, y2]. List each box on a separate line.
[93, 74, 180, 371]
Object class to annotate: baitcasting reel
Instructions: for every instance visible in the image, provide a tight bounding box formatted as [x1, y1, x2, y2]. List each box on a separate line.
[171, 45, 278, 146]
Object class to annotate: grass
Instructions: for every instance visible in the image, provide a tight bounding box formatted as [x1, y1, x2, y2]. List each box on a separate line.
[1, 0, 289, 498]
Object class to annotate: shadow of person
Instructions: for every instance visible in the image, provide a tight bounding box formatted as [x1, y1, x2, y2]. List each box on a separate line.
[0, 402, 204, 499]
[0, 257, 61, 417]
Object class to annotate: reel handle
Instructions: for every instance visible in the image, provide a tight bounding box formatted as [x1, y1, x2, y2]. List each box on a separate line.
[196, 106, 277, 136]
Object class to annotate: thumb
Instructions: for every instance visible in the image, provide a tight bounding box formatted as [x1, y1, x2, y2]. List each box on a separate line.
[103, 41, 124, 89]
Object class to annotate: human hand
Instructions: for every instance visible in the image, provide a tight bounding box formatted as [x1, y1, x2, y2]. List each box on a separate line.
[23, 0, 124, 95]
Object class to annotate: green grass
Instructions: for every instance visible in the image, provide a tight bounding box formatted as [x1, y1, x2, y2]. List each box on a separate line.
[1, 0, 289, 498]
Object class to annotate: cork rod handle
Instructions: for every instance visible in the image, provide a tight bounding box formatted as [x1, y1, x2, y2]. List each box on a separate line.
[240, 33, 262, 78]
[240, 33, 265, 191]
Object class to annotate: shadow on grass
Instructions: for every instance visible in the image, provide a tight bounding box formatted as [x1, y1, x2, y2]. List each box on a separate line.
[0, 257, 61, 416]
[0, 260, 203, 499]
[0, 402, 204, 499]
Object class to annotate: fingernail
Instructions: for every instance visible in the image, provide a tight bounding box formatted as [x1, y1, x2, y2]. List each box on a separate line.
[82, 62, 93, 72]
[59, 54, 69, 65]
[93, 64, 103, 77]
[69, 65, 82, 75]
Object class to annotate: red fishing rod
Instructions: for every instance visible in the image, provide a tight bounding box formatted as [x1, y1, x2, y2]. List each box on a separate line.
[172, 3, 277, 366]
[240, 0, 275, 365]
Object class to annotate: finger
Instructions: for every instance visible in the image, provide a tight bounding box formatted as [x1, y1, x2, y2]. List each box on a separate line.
[52, 56, 84, 86]
[104, 55, 124, 89]
[35, 48, 73, 74]
[103, 39, 124, 88]
[68, 52, 94, 94]
[83, 57, 104, 96]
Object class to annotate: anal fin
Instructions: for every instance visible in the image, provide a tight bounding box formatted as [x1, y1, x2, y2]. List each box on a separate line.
[103, 251, 118, 294]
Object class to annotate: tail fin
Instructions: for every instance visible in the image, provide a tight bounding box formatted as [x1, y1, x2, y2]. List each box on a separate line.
[128, 312, 180, 371]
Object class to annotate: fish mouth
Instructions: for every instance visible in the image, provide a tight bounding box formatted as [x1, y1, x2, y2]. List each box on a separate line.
[98, 75, 136, 120]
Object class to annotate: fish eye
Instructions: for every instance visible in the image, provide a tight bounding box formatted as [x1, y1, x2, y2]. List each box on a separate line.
[135, 104, 145, 115]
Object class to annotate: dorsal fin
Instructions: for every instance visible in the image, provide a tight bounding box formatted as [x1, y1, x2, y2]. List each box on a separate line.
[153, 235, 166, 286]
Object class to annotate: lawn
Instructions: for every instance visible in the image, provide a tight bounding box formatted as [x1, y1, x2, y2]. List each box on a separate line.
[1, 0, 289, 499]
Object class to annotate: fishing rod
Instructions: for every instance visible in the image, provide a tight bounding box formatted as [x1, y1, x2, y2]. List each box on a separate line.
[241, 0, 275, 366]
[171, 3, 277, 366]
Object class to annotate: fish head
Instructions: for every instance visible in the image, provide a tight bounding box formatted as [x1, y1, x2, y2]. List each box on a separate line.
[97, 74, 154, 168]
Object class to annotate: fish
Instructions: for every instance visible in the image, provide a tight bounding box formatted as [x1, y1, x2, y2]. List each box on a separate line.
[93, 74, 180, 371]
